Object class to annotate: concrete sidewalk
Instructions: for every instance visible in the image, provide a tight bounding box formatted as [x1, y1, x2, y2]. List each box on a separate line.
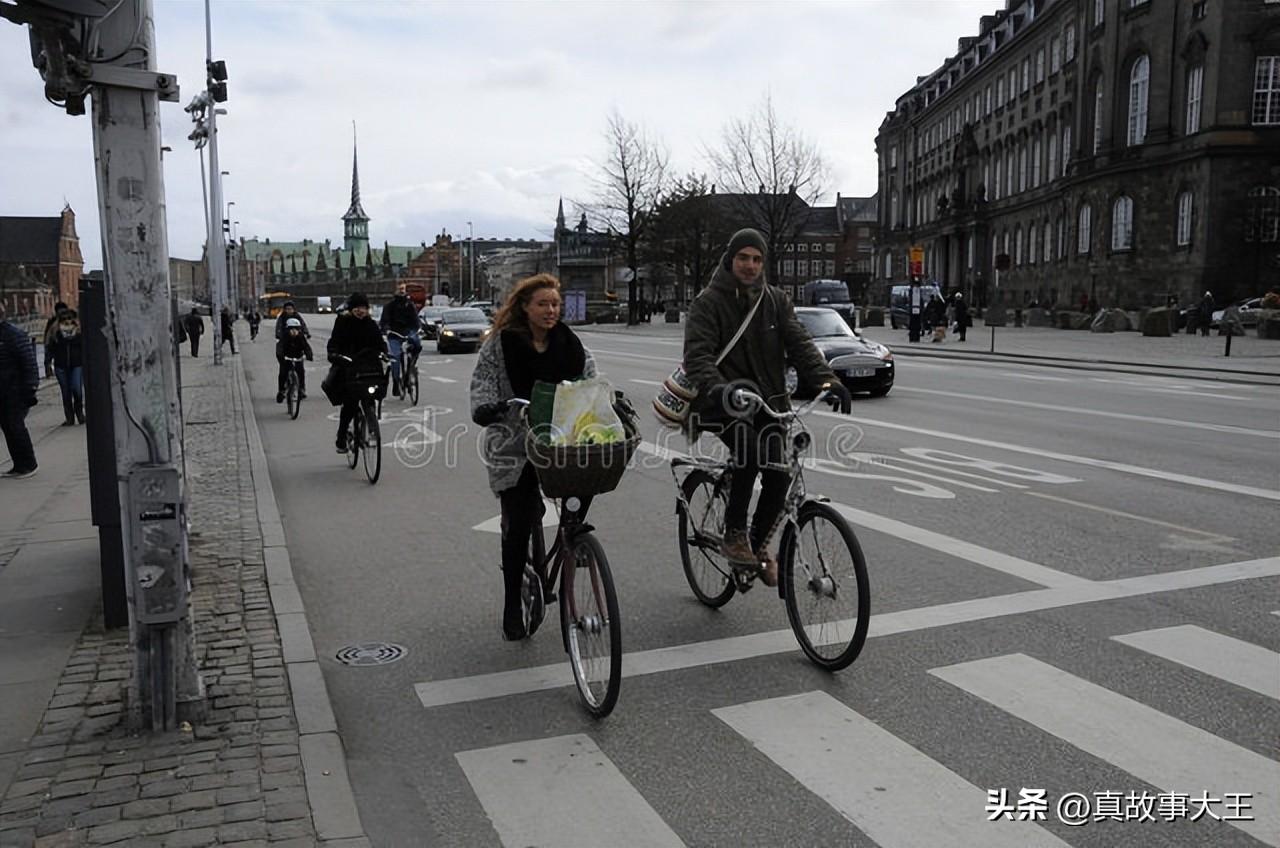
[580, 316, 1280, 383]
[0, 332, 366, 848]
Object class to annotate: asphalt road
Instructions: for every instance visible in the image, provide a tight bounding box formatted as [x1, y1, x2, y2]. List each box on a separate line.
[244, 316, 1280, 848]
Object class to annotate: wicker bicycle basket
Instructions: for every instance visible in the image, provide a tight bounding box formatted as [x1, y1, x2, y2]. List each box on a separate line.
[523, 388, 641, 499]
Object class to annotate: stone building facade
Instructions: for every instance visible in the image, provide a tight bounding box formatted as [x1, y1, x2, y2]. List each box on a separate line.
[0, 205, 85, 313]
[876, 0, 1280, 310]
[777, 194, 879, 302]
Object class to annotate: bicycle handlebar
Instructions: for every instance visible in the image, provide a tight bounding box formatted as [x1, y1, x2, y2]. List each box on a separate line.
[730, 387, 831, 421]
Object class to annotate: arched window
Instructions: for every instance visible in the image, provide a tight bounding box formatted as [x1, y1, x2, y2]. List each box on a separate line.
[1111, 195, 1134, 250]
[1127, 55, 1150, 146]
[1176, 191, 1194, 246]
[1078, 204, 1093, 254]
[1185, 65, 1204, 134]
[1093, 76, 1105, 153]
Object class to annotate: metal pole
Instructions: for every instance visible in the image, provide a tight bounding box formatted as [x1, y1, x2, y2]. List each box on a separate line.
[90, 0, 199, 729]
[990, 267, 999, 353]
[225, 201, 236, 314]
[204, 0, 225, 363]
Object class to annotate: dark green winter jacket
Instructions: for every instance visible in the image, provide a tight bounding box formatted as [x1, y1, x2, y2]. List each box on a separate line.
[683, 263, 835, 414]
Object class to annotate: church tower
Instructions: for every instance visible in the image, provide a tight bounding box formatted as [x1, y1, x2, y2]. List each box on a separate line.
[342, 124, 370, 255]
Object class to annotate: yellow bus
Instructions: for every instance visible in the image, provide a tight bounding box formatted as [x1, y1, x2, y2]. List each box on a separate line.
[261, 292, 292, 318]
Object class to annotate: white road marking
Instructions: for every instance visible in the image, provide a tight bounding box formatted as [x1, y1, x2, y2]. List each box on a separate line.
[715, 692, 1070, 848]
[1111, 625, 1280, 700]
[998, 371, 1071, 382]
[1089, 378, 1251, 402]
[825, 413, 1280, 502]
[930, 653, 1280, 846]
[428, 376, 456, 383]
[590, 347, 681, 364]
[895, 386, 1280, 440]
[413, 556, 1280, 709]
[630, 378, 664, 387]
[1025, 491, 1236, 544]
[456, 734, 685, 848]
[472, 499, 559, 534]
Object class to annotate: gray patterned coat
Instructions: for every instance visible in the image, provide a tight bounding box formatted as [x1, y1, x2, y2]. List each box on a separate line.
[469, 334, 597, 495]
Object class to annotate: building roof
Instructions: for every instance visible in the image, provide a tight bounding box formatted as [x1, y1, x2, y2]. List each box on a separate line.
[798, 206, 840, 235]
[838, 195, 879, 223]
[239, 238, 422, 269]
[0, 217, 62, 265]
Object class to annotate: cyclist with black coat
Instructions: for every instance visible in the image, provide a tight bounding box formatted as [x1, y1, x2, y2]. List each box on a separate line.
[326, 293, 387, 452]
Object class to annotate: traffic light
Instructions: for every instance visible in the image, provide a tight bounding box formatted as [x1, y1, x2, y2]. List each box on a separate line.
[207, 59, 227, 102]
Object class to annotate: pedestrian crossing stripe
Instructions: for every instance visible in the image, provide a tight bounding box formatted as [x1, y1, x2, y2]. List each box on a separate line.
[929, 653, 1280, 846]
[714, 691, 1071, 848]
[1111, 625, 1280, 701]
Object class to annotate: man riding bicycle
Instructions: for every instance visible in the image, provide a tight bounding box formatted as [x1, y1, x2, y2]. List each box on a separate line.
[276, 317, 313, 403]
[274, 300, 310, 341]
[379, 283, 422, 399]
[328, 292, 388, 452]
[683, 228, 851, 586]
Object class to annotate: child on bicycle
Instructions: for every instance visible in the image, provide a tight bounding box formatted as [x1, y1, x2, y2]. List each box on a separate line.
[275, 318, 314, 403]
[469, 274, 596, 641]
[327, 292, 388, 452]
[683, 229, 851, 586]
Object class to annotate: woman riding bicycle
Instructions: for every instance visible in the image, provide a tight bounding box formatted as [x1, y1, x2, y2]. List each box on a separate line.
[683, 228, 851, 586]
[469, 274, 596, 641]
[327, 292, 388, 452]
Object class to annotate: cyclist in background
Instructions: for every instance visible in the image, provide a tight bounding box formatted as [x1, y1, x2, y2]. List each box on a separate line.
[683, 228, 851, 586]
[274, 300, 310, 340]
[380, 283, 422, 399]
[327, 293, 387, 452]
[470, 274, 596, 640]
[275, 318, 313, 403]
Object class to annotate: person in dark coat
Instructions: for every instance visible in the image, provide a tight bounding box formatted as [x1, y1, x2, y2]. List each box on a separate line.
[1196, 291, 1215, 337]
[0, 301, 40, 477]
[326, 293, 387, 452]
[42, 301, 69, 378]
[952, 293, 970, 342]
[925, 294, 947, 341]
[219, 307, 237, 354]
[247, 309, 262, 341]
[274, 301, 310, 340]
[275, 318, 314, 403]
[378, 284, 422, 397]
[182, 308, 204, 357]
[47, 309, 84, 425]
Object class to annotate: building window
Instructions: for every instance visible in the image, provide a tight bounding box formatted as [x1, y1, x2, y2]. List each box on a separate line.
[1021, 58, 1031, 93]
[796, 260, 809, 277]
[1066, 26, 1076, 62]
[1254, 57, 1280, 125]
[983, 162, 991, 198]
[1004, 230, 1011, 259]
[985, 84, 992, 115]
[1006, 150, 1015, 196]
[1009, 68, 1018, 101]
[997, 76, 1005, 104]
[1032, 136, 1042, 187]
[1029, 223, 1038, 264]
[1015, 227, 1024, 265]
[825, 260, 835, 276]
[810, 243, 822, 253]
[890, 147, 899, 168]
[1051, 37, 1062, 74]
[1019, 144, 1028, 192]
[965, 100, 972, 124]
[1062, 125, 1072, 176]
[1093, 0, 1105, 27]
[1093, 76, 1105, 154]
[1176, 191, 1193, 246]
[1036, 49, 1046, 84]
[883, 251, 892, 279]
[1043, 219, 1053, 261]
[1048, 131, 1059, 180]
[1111, 195, 1134, 250]
[1128, 55, 1150, 145]
[1185, 66, 1203, 134]
[1078, 204, 1092, 254]
[993, 156, 1002, 200]
[783, 260, 794, 276]
[991, 234, 1000, 267]
[1247, 186, 1280, 242]
[825, 243, 835, 253]
[1057, 216, 1066, 259]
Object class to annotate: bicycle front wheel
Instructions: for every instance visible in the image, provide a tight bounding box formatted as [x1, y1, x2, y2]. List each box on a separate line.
[677, 469, 735, 608]
[287, 374, 301, 420]
[362, 401, 382, 484]
[345, 414, 360, 469]
[560, 533, 621, 717]
[781, 501, 869, 671]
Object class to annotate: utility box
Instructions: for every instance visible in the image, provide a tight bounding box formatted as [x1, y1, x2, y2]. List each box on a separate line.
[127, 466, 187, 624]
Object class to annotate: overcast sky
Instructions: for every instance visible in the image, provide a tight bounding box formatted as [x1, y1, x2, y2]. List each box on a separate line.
[0, 0, 994, 270]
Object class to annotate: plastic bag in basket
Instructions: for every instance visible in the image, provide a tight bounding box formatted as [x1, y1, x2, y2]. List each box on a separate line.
[547, 377, 626, 447]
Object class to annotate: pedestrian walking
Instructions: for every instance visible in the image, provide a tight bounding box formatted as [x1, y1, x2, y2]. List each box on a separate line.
[220, 307, 238, 354]
[42, 301, 69, 379]
[952, 292, 970, 342]
[1196, 290, 1215, 337]
[182, 308, 204, 357]
[47, 309, 84, 426]
[0, 301, 40, 478]
[248, 309, 261, 341]
[907, 278, 925, 343]
[926, 294, 947, 342]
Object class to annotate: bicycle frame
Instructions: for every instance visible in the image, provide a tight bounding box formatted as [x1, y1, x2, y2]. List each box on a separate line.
[530, 496, 598, 652]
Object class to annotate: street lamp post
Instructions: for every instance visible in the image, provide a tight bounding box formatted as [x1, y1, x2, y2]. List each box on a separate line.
[225, 200, 236, 314]
[466, 221, 474, 302]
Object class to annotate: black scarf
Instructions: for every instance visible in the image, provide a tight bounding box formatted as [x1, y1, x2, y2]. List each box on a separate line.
[501, 322, 586, 401]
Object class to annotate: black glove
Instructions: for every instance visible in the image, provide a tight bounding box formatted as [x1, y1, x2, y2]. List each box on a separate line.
[24, 393, 38, 408]
[707, 381, 755, 420]
[820, 381, 852, 414]
[472, 401, 506, 427]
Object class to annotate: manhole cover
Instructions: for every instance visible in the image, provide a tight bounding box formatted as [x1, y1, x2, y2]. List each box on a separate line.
[335, 642, 406, 666]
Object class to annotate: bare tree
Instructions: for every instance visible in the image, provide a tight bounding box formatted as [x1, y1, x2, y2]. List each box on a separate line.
[644, 172, 734, 305]
[707, 94, 829, 285]
[590, 110, 669, 324]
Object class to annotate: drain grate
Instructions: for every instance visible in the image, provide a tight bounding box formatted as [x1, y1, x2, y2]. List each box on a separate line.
[335, 642, 406, 666]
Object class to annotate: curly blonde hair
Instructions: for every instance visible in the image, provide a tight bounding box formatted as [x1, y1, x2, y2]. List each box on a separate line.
[491, 273, 561, 336]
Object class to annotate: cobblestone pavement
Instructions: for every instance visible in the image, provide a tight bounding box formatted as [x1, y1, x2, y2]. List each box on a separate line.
[0, 353, 318, 848]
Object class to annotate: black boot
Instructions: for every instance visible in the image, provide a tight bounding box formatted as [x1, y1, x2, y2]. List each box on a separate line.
[501, 566, 527, 641]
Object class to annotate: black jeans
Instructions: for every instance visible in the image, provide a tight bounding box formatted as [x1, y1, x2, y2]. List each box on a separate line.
[337, 400, 362, 441]
[277, 359, 305, 394]
[189, 336, 200, 357]
[908, 313, 922, 342]
[499, 463, 544, 605]
[718, 414, 789, 550]
[0, 393, 36, 472]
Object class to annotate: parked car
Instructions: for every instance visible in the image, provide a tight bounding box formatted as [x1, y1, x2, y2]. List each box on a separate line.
[463, 300, 496, 318]
[418, 305, 447, 339]
[436, 307, 492, 353]
[888, 283, 942, 329]
[1212, 297, 1264, 328]
[787, 306, 894, 398]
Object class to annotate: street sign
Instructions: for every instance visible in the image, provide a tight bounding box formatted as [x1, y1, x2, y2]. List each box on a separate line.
[909, 245, 924, 277]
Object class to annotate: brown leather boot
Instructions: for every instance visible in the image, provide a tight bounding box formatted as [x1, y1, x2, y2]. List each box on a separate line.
[721, 529, 757, 565]
[757, 548, 778, 588]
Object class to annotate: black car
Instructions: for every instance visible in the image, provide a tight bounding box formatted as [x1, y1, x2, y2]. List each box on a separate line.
[436, 307, 492, 353]
[787, 307, 894, 398]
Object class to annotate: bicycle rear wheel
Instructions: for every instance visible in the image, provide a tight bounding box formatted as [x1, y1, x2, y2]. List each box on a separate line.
[345, 413, 360, 469]
[286, 372, 301, 420]
[560, 533, 621, 717]
[361, 401, 382, 484]
[677, 469, 735, 608]
[780, 501, 869, 671]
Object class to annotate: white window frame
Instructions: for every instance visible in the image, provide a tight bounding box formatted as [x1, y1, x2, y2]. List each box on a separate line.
[810, 243, 822, 253]
[1032, 136, 1042, 187]
[782, 259, 794, 276]
[1094, 0, 1105, 27]
[1247, 185, 1280, 242]
[1047, 131, 1058, 181]
[1019, 145, 1028, 193]
[1051, 37, 1062, 74]
[1029, 223, 1038, 264]
[1021, 58, 1031, 93]
[825, 242, 835, 253]
[1254, 57, 1280, 126]
[1078, 204, 1092, 254]
[1009, 68, 1018, 102]
[1176, 191, 1193, 246]
[824, 259, 835, 276]
[997, 76, 1005, 105]
[1128, 55, 1150, 146]
[1036, 49, 1046, 84]
[796, 259, 809, 277]
[1065, 26, 1076, 62]
[985, 84, 992, 115]
[1111, 195, 1134, 251]
[983, 162, 991, 198]
[1185, 65, 1204, 134]
[993, 156, 1002, 200]
[883, 251, 892, 279]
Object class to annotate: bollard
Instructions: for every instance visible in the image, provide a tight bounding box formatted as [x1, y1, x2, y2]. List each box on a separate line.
[1014, 308, 1023, 328]
[1225, 328, 1233, 357]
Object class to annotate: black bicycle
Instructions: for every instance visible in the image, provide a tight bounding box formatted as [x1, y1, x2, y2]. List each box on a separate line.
[338, 354, 388, 485]
[387, 330, 420, 405]
[283, 355, 305, 420]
